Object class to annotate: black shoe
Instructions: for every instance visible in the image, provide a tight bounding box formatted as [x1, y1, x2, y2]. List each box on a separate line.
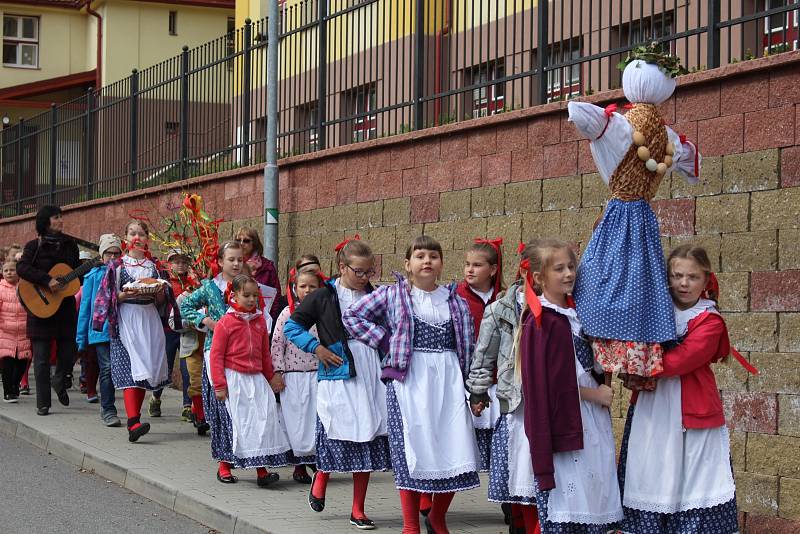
[349, 516, 376, 530]
[420, 506, 431, 517]
[128, 422, 151, 443]
[195, 419, 210, 436]
[3, 394, 18, 403]
[63, 374, 73, 391]
[501, 502, 512, 525]
[55, 388, 70, 406]
[37, 407, 49, 416]
[509, 527, 526, 534]
[424, 517, 436, 534]
[19, 386, 30, 395]
[257, 472, 280, 487]
[308, 471, 325, 512]
[216, 470, 238, 484]
[293, 470, 312, 484]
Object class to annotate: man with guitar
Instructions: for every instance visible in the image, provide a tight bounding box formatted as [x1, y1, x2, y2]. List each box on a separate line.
[16, 205, 80, 416]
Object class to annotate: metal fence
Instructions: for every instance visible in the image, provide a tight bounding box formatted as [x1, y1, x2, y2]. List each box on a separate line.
[2, 0, 799, 217]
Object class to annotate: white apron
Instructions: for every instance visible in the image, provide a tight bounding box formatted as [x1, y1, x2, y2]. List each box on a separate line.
[506, 405, 537, 498]
[280, 371, 318, 456]
[545, 356, 624, 525]
[317, 339, 387, 442]
[623, 376, 735, 513]
[118, 303, 167, 384]
[224, 368, 290, 458]
[394, 348, 480, 480]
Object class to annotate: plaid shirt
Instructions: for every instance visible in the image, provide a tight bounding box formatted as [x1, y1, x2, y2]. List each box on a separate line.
[342, 273, 474, 382]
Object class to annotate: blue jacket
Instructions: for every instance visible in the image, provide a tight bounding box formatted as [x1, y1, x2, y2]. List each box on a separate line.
[76, 265, 110, 350]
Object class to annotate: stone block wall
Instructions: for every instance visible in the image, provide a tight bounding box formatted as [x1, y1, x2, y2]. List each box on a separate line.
[1, 51, 799, 532]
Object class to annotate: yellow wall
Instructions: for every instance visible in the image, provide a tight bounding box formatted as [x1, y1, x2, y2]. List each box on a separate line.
[0, 4, 90, 89]
[101, 0, 234, 85]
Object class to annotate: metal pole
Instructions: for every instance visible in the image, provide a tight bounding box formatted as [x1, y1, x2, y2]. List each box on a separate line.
[242, 19, 252, 166]
[130, 69, 139, 191]
[15, 119, 23, 215]
[317, 0, 328, 150]
[180, 45, 190, 179]
[413, 0, 424, 129]
[536, 0, 549, 105]
[263, 1, 280, 263]
[707, 0, 721, 69]
[84, 88, 95, 200]
[49, 103, 57, 205]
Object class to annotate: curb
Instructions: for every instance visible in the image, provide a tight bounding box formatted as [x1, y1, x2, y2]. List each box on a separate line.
[0, 411, 271, 534]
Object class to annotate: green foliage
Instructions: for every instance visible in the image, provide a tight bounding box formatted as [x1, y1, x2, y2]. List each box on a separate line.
[617, 41, 688, 78]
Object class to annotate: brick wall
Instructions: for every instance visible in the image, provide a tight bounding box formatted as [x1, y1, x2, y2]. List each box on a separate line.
[2, 50, 799, 532]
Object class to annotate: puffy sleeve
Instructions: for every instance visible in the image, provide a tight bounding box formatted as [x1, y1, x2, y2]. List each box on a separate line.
[567, 101, 633, 184]
[666, 126, 702, 185]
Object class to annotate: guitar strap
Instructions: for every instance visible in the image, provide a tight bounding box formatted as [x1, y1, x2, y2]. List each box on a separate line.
[63, 233, 100, 252]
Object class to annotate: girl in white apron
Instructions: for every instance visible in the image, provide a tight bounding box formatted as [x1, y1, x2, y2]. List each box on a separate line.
[271, 266, 326, 483]
[209, 274, 289, 487]
[102, 221, 169, 443]
[344, 235, 480, 534]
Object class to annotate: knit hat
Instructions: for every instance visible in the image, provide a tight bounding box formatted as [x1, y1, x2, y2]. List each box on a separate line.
[79, 250, 94, 261]
[167, 248, 190, 261]
[98, 234, 122, 256]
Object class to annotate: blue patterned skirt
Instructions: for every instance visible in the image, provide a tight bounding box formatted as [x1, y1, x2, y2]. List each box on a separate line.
[574, 199, 676, 343]
[476, 428, 493, 472]
[488, 413, 536, 505]
[110, 337, 170, 391]
[315, 418, 391, 473]
[201, 364, 288, 469]
[386, 382, 480, 493]
[618, 404, 739, 534]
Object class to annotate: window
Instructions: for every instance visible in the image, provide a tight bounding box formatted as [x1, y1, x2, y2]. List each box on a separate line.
[3, 15, 39, 68]
[226, 17, 236, 71]
[547, 40, 582, 102]
[351, 84, 376, 143]
[169, 11, 178, 36]
[764, 0, 789, 32]
[467, 60, 505, 118]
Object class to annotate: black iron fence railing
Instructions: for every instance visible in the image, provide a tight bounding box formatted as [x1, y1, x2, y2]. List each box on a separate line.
[1, 0, 798, 217]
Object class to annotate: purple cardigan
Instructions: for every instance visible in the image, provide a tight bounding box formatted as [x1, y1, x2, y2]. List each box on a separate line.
[519, 307, 584, 491]
[342, 273, 474, 382]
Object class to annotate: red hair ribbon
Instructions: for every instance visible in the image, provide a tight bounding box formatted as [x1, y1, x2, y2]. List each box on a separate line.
[730, 348, 759, 375]
[224, 280, 234, 305]
[334, 233, 361, 252]
[518, 258, 542, 328]
[474, 237, 504, 296]
[517, 241, 526, 255]
[286, 267, 297, 313]
[596, 102, 634, 141]
[566, 294, 576, 309]
[701, 272, 719, 301]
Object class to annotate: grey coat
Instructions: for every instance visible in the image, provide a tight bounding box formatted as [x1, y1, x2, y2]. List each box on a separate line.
[466, 281, 524, 414]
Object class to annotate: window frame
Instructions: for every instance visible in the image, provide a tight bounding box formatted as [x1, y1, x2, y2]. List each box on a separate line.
[351, 85, 377, 143]
[2, 14, 40, 69]
[469, 59, 505, 118]
[169, 11, 178, 36]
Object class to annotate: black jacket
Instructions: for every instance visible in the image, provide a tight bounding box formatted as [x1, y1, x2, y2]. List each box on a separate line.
[16, 235, 80, 339]
[288, 278, 374, 378]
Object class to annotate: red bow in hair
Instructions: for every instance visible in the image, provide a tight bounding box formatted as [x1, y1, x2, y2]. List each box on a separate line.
[224, 280, 234, 305]
[474, 237, 504, 296]
[517, 241, 526, 255]
[702, 272, 719, 301]
[334, 233, 361, 252]
[518, 258, 542, 328]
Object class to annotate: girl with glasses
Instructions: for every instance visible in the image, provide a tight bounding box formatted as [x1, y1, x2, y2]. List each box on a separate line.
[234, 228, 282, 321]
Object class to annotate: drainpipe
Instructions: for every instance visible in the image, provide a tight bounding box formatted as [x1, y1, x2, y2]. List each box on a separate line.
[83, 0, 102, 88]
[433, 0, 451, 125]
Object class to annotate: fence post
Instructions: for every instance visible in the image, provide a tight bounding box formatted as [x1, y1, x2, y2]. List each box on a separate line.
[180, 45, 190, 179]
[413, 0, 425, 130]
[130, 69, 139, 191]
[15, 119, 23, 215]
[49, 103, 57, 205]
[317, 0, 328, 150]
[84, 88, 94, 201]
[707, 0, 721, 69]
[536, 0, 549, 105]
[242, 19, 252, 166]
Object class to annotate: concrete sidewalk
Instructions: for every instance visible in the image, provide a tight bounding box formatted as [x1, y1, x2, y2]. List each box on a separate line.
[0, 385, 507, 534]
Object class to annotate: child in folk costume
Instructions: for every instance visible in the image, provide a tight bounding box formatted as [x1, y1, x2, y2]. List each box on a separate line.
[180, 242, 286, 482]
[467, 244, 539, 534]
[270, 264, 326, 484]
[0, 261, 31, 403]
[344, 236, 480, 534]
[518, 238, 623, 533]
[284, 237, 390, 530]
[618, 245, 755, 534]
[209, 274, 289, 487]
[93, 221, 175, 442]
[567, 44, 701, 391]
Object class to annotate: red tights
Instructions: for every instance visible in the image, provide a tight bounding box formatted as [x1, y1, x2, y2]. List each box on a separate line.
[123, 388, 146, 429]
[400, 490, 454, 533]
[311, 471, 371, 519]
[191, 394, 205, 421]
[510, 504, 540, 533]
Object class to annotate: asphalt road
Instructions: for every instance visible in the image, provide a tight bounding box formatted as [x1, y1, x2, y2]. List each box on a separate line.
[0, 432, 213, 534]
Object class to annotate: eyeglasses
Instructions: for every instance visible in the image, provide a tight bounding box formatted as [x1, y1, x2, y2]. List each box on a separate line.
[346, 265, 376, 279]
[102, 251, 122, 258]
[236, 238, 252, 244]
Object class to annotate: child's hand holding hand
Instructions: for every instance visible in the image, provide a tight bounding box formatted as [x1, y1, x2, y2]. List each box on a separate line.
[202, 318, 217, 331]
[595, 384, 614, 407]
[470, 402, 485, 417]
[215, 387, 228, 401]
[269, 374, 285, 393]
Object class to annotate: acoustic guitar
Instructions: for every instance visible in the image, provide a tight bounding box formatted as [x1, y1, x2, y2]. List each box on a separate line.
[18, 258, 102, 319]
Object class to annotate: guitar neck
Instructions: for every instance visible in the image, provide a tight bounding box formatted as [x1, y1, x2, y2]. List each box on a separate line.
[58, 259, 100, 284]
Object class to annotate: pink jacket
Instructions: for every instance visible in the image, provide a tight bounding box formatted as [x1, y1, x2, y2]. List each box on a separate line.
[0, 279, 32, 359]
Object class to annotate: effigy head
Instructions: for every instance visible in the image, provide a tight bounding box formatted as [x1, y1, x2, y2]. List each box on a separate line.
[619, 42, 687, 105]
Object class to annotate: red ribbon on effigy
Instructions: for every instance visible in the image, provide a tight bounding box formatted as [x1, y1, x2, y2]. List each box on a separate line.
[595, 102, 634, 141]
